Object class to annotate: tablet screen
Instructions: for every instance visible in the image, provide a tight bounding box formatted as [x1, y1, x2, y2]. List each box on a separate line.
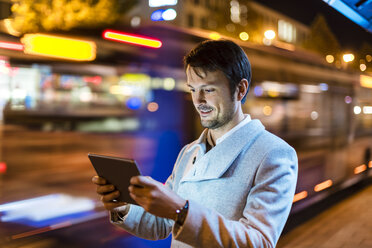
[88, 153, 141, 205]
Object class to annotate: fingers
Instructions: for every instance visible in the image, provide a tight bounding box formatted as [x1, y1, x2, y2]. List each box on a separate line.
[92, 176, 107, 185]
[130, 176, 156, 187]
[96, 184, 115, 194]
[101, 190, 120, 202]
[128, 184, 148, 196]
[103, 201, 127, 211]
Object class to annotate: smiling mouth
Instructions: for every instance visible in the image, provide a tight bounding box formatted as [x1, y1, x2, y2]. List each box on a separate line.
[200, 109, 212, 116]
[198, 106, 213, 116]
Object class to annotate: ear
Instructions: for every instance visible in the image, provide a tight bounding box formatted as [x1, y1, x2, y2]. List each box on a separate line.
[236, 79, 249, 101]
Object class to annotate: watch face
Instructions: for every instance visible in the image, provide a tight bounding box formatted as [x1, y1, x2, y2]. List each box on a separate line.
[176, 200, 189, 226]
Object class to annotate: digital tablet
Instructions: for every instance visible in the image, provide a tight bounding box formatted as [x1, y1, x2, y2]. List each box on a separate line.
[88, 153, 142, 205]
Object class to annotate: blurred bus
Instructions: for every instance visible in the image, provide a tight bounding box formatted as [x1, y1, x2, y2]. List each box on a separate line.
[1, 25, 371, 212]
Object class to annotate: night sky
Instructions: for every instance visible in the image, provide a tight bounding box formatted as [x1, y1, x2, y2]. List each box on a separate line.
[256, 0, 372, 52]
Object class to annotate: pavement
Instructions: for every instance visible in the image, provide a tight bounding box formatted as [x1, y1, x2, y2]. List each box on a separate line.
[278, 178, 372, 248]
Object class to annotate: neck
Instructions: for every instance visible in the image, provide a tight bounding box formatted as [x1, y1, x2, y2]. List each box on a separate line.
[209, 106, 245, 144]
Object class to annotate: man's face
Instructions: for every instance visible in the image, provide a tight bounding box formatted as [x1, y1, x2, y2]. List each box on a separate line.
[186, 66, 238, 129]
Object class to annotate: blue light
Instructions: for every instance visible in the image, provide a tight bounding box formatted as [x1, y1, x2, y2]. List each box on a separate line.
[322, 0, 370, 32]
[151, 10, 165, 21]
[319, 83, 329, 91]
[126, 97, 142, 110]
[254, 86, 264, 96]
[0, 194, 96, 227]
[151, 9, 177, 21]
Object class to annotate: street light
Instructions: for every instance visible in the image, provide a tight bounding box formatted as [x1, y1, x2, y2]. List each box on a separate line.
[263, 30, 275, 45]
[264, 30, 276, 39]
[239, 32, 249, 41]
[326, 55, 334, 63]
[343, 53, 354, 63]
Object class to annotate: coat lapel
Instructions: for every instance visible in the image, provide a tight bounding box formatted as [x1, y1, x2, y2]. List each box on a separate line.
[181, 120, 265, 182]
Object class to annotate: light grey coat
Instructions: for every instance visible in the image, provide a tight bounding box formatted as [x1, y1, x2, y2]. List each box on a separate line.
[111, 119, 298, 248]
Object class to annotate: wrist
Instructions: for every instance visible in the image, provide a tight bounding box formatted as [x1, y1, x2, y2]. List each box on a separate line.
[175, 200, 189, 226]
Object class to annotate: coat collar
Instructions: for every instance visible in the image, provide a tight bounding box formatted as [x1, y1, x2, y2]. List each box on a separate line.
[181, 119, 265, 182]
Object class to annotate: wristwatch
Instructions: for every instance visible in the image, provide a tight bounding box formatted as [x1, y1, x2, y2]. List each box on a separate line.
[175, 200, 189, 226]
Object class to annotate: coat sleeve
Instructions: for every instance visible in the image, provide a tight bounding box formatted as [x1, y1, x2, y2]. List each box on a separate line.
[173, 146, 298, 248]
[109, 145, 188, 240]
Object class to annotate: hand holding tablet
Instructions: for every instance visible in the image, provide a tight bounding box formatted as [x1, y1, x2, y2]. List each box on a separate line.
[89, 153, 142, 205]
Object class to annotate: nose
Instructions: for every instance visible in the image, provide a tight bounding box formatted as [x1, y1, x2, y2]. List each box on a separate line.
[194, 90, 206, 105]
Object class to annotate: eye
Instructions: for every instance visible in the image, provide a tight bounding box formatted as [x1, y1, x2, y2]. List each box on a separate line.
[189, 88, 195, 93]
[205, 88, 215, 93]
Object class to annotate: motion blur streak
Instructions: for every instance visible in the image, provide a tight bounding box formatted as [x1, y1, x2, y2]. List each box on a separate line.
[314, 179, 333, 192]
[21, 34, 96, 61]
[293, 191, 308, 203]
[103, 30, 162, 48]
[0, 41, 24, 51]
[0, 194, 95, 222]
[360, 75, 372, 88]
[0, 162, 6, 174]
[354, 164, 367, 174]
[11, 212, 107, 240]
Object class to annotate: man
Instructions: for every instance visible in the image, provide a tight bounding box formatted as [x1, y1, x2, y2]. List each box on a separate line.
[92, 40, 298, 247]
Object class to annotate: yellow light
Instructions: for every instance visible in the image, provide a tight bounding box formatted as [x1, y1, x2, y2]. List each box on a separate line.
[360, 75, 372, 88]
[293, 191, 307, 203]
[103, 30, 162, 48]
[360, 64, 367, 72]
[343, 53, 354, 63]
[264, 30, 276, 40]
[354, 164, 367, 174]
[267, 90, 279, 97]
[22, 34, 96, 61]
[366, 55, 372, 62]
[209, 32, 221, 40]
[147, 102, 159, 112]
[163, 77, 175, 90]
[314, 180, 333, 192]
[239, 32, 249, 41]
[326, 55, 334, 63]
[263, 106, 272, 116]
[4, 19, 21, 37]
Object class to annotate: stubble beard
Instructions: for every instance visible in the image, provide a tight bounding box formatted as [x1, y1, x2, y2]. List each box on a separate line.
[199, 104, 235, 130]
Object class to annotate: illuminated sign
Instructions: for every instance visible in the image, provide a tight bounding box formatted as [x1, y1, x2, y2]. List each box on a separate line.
[21, 34, 96, 61]
[149, 0, 177, 7]
[151, 9, 177, 21]
[103, 30, 162, 48]
[0, 41, 24, 51]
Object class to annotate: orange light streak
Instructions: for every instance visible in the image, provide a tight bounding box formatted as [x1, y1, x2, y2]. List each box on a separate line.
[369, 161, 372, 168]
[354, 164, 367, 174]
[293, 191, 308, 203]
[314, 179, 333, 192]
[103, 30, 162, 48]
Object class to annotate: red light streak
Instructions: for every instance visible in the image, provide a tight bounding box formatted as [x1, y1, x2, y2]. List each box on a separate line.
[83, 76, 102, 85]
[102, 30, 162, 48]
[0, 41, 24, 51]
[0, 162, 7, 174]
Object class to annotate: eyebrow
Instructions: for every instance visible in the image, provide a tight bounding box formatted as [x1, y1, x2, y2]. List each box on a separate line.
[186, 83, 214, 88]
